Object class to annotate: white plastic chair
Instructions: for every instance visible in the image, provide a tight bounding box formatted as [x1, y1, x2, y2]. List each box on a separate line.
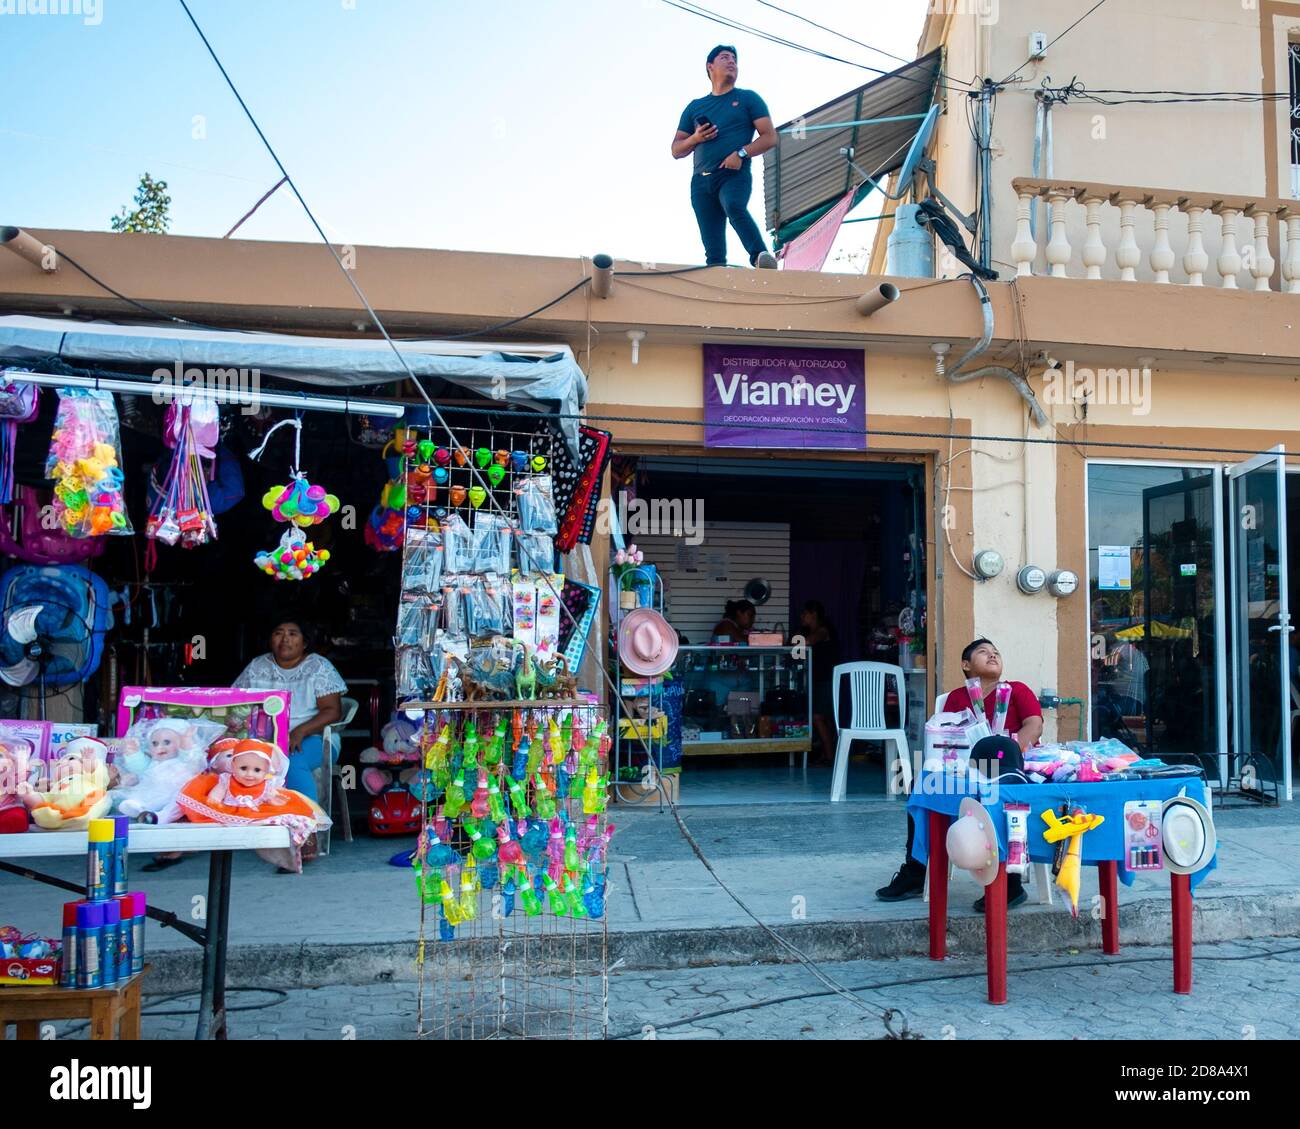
[320, 696, 359, 844]
[830, 662, 912, 801]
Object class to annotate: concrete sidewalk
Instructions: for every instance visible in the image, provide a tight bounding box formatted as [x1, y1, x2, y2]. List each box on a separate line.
[4, 796, 1299, 991]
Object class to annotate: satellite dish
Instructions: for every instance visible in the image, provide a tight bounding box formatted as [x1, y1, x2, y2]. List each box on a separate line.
[744, 578, 772, 606]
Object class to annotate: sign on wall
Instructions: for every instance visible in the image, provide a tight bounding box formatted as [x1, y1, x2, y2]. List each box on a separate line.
[703, 344, 866, 449]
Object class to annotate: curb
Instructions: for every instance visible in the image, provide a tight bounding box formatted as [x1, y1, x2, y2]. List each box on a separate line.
[140, 889, 1300, 993]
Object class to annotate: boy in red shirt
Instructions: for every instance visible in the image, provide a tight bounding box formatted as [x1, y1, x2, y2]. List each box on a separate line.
[876, 638, 1044, 909]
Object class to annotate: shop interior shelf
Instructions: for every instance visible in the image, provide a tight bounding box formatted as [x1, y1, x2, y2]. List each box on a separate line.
[682, 737, 810, 757]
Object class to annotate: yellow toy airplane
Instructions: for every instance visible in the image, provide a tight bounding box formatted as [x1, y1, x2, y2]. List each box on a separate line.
[1041, 808, 1105, 919]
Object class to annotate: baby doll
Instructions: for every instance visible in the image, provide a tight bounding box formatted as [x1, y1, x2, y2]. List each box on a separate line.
[178, 739, 324, 870]
[0, 733, 35, 834]
[23, 737, 112, 830]
[109, 719, 210, 825]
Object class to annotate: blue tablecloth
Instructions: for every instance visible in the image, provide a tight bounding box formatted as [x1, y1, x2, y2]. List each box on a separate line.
[907, 772, 1217, 891]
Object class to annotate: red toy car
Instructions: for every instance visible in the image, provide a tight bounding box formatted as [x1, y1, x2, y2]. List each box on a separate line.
[368, 788, 420, 836]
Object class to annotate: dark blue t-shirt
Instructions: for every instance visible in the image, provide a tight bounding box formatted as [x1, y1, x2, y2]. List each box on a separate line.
[677, 87, 770, 174]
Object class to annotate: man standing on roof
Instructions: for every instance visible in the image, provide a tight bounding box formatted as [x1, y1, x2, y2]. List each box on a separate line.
[672, 45, 779, 269]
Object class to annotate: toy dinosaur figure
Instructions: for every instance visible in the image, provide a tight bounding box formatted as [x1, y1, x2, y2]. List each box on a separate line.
[515, 644, 538, 701]
[534, 653, 578, 700]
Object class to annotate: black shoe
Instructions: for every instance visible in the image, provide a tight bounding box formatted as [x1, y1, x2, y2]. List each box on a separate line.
[973, 885, 1028, 912]
[876, 866, 926, 901]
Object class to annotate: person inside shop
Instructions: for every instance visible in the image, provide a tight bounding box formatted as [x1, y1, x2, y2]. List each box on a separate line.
[233, 617, 347, 797]
[875, 638, 1043, 910]
[671, 45, 779, 269]
[142, 616, 346, 872]
[800, 600, 840, 763]
[711, 598, 755, 643]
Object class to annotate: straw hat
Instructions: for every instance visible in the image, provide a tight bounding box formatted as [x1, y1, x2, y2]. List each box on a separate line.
[1161, 793, 1216, 875]
[946, 797, 1001, 886]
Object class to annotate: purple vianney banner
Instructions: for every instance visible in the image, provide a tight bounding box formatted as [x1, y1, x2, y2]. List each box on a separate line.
[702, 344, 866, 449]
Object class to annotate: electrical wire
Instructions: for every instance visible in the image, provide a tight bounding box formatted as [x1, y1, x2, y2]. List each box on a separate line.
[752, 0, 913, 67]
[1000, 0, 1109, 86]
[1039, 79, 1289, 106]
[658, 0, 974, 95]
[609, 941, 1300, 1039]
[51, 249, 230, 332]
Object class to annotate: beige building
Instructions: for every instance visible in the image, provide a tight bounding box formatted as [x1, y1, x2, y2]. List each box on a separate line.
[2, 2, 1298, 801]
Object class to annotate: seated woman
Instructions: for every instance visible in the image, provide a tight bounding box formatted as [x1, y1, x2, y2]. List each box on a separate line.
[142, 617, 346, 873]
[711, 599, 755, 644]
[234, 617, 346, 799]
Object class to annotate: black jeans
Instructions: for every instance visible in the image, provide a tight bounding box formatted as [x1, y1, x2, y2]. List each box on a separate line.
[690, 165, 769, 266]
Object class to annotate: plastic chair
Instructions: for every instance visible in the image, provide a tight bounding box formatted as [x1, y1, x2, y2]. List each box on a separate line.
[830, 662, 912, 801]
[321, 696, 359, 844]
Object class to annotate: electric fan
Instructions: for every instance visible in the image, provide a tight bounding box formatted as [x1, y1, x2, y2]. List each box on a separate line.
[0, 565, 111, 719]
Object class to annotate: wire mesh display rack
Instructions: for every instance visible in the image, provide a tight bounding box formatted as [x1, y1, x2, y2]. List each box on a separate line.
[410, 701, 611, 1040]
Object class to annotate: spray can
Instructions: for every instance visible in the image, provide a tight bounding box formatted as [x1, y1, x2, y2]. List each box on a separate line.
[60, 902, 79, 988]
[115, 895, 135, 979]
[101, 899, 121, 985]
[130, 892, 147, 974]
[112, 816, 131, 896]
[75, 901, 103, 989]
[86, 819, 114, 901]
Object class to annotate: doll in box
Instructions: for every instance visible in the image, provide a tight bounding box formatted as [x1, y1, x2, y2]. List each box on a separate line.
[0, 731, 35, 834]
[23, 737, 112, 830]
[109, 717, 221, 825]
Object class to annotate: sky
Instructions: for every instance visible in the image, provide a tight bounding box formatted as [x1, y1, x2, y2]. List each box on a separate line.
[1, 0, 932, 270]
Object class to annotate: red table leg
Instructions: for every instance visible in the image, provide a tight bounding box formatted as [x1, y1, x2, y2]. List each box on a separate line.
[928, 811, 949, 961]
[1171, 872, 1193, 994]
[985, 863, 1008, 1005]
[1099, 860, 1120, 955]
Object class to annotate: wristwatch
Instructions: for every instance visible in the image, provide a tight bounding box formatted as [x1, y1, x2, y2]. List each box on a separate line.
[737, 147, 749, 160]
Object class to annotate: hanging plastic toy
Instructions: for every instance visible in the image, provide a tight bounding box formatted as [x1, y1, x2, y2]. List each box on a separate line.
[45, 389, 134, 538]
[254, 526, 331, 581]
[146, 402, 218, 547]
[261, 477, 340, 527]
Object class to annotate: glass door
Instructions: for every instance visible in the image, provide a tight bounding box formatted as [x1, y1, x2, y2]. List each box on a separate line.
[1228, 446, 1292, 801]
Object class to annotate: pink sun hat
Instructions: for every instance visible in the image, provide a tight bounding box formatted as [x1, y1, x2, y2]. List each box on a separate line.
[617, 608, 680, 677]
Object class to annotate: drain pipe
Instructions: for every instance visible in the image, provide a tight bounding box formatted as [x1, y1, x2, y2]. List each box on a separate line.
[943, 274, 1048, 427]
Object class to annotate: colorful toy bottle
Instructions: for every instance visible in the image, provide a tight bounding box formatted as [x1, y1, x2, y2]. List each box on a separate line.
[564, 822, 580, 871]
[487, 775, 507, 823]
[461, 719, 480, 765]
[505, 774, 531, 818]
[462, 818, 498, 861]
[582, 767, 602, 815]
[541, 873, 568, 916]
[512, 734, 531, 780]
[438, 909, 456, 942]
[425, 723, 453, 777]
[583, 872, 607, 919]
[497, 820, 524, 865]
[586, 822, 615, 865]
[519, 879, 544, 917]
[547, 719, 564, 767]
[556, 766, 571, 800]
[438, 878, 463, 925]
[444, 767, 467, 818]
[563, 873, 587, 918]
[459, 856, 479, 920]
[486, 719, 507, 767]
[546, 817, 565, 866]
[534, 773, 557, 820]
[471, 767, 490, 818]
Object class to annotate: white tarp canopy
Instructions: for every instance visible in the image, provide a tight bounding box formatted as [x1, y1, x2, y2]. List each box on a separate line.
[0, 315, 588, 452]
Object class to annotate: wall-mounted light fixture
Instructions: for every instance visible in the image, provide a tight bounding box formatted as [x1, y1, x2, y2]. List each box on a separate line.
[627, 329, 645, 365]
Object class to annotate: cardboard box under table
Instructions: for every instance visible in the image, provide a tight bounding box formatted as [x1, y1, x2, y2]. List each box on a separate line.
[0, 825, 290, 1040]
[908, 773, 1217, 1004]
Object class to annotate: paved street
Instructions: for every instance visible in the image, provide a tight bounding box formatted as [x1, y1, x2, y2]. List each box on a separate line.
[37, 938, 1300, 1040]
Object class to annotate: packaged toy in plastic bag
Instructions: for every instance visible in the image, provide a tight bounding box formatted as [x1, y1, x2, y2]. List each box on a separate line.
[469, 572, 510, 637]
[46, 389, 134, 537]
[441, 513, 475, 572]
[517, 474, 557, 534]
[472, 512, 511, 574]
[401, 526, 444, 593]
[516, 530, 555, 575]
